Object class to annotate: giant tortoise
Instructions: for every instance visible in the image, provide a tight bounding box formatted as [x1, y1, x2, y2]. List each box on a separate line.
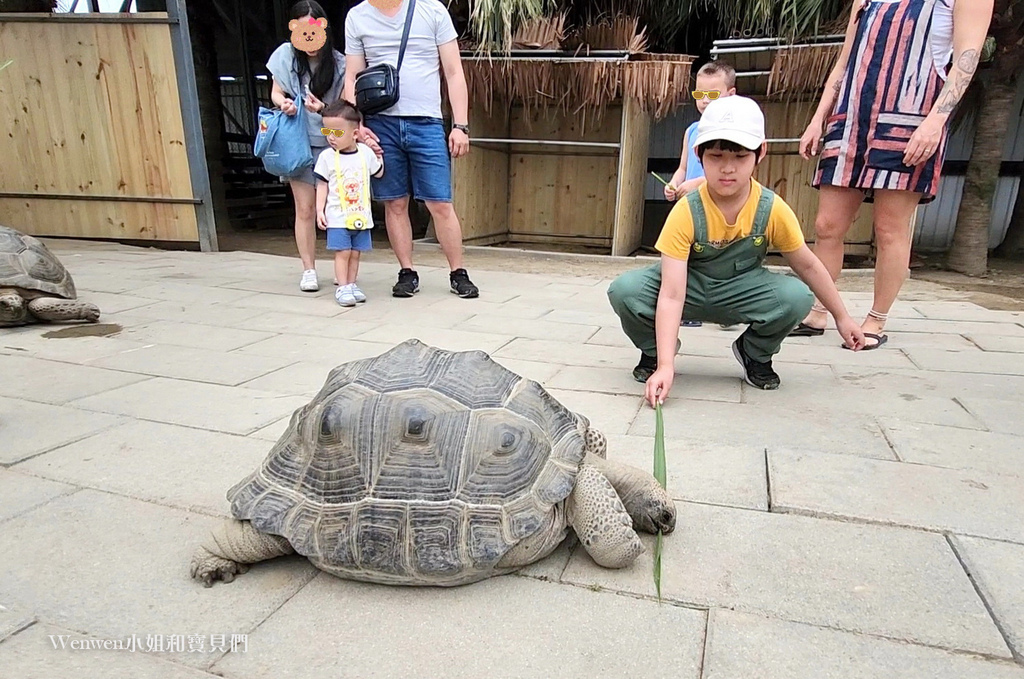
[190, 339, 675, 587]
[0, 225, 100, 327]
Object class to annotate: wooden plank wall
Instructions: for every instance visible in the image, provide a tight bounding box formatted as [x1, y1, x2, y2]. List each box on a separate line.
[454, 106, 510, 244]
[507, 106, 620, 247]
[612, 97, 650, 256]
[0, 14, 199, 242]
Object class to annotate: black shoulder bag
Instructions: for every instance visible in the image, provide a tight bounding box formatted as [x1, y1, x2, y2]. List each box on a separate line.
[354, 0, 417, 116]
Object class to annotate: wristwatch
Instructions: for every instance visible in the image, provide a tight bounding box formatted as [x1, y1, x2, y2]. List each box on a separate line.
[453, 123, 469, 135]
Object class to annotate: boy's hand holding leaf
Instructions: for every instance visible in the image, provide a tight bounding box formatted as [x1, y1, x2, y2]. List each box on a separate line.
[645, 367, 674, 408]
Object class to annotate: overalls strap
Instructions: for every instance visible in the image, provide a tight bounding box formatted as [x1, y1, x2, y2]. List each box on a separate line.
[685, 190, 709, 244]
[751, 187, 775, 237]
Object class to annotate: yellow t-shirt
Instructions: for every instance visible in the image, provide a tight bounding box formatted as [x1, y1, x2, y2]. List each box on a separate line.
[655, 180, 805, 261]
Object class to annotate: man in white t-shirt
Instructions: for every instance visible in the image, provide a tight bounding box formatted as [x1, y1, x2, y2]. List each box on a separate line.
[343, 0, 479, 299]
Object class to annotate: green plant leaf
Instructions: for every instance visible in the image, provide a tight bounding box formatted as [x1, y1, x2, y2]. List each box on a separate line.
[0, 60, 13, 73]
[653, 401, 666, 601]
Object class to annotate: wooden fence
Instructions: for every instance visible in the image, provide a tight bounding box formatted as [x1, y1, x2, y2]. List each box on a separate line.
[0, 7, 215, 249]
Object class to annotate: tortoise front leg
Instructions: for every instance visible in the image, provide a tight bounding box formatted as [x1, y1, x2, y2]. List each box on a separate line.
[26, 297, 100, 323]
[566, 464, 643, 569]
[0, 290, 28, 325]
[190, 519, 295, 587]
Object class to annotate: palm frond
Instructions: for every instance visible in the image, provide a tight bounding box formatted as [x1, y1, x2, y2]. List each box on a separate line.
[653, 402, 666, 601]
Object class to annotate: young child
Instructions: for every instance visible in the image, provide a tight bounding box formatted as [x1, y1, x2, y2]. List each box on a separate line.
[665, 60, 737, 202]
[314, 99, 383, 307]
[666, 61, 737, 329]
[607, 96, 866, 403]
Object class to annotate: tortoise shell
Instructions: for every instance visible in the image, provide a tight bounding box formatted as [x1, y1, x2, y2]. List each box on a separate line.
[0, 225, 77, 299]
[227, 339, 586, 585]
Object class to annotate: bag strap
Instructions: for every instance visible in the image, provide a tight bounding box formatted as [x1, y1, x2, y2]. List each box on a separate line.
[396, 0, 417, 72]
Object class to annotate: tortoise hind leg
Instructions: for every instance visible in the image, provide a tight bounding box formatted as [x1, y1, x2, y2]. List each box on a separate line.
[566, 464, 643, 569]
[0, 291, 28, 325]
[190, 519, 295, 587]
[26, 297, 100, 323]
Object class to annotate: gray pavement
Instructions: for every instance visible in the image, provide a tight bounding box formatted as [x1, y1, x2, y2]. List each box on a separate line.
[2, 240, 1024, 678]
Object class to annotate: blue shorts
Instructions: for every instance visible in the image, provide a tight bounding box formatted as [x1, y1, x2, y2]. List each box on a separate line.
[364, 115, 452, 202]
[326, 228, 372, 252]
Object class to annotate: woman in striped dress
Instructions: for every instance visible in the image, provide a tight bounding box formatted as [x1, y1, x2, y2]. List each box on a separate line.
[792, 0, 993, 348]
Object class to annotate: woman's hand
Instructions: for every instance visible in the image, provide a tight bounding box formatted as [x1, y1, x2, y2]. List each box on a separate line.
[449, 128, 469, 158]
[280, 98, 298, 116]
[645, 367, 674, 408]
[799, 117, 824, 159]
[903, 114, 945, 167]
[304, 92, 324, 115]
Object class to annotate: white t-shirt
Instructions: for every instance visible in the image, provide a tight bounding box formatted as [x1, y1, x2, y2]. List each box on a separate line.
[868, 0, 955, 79]
[344, 0, 458, 118]
[313, 144, 383, 230]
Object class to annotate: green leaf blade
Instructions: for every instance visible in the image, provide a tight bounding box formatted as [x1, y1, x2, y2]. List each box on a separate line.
[653, 402, 666, 490]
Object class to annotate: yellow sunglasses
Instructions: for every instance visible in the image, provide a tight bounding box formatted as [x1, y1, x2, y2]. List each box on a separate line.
[320, 128, 346, 137]
[691, 90, 721, 100]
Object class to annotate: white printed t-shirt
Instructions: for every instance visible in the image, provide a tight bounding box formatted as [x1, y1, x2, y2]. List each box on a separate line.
[313, 143, 383, 230]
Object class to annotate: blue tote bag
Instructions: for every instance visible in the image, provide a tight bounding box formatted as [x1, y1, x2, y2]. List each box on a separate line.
[253, 105, 313, 177]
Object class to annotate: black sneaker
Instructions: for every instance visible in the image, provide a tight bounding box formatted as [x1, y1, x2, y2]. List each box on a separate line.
[449, 268, 479, 298]
[732, 335, 781, 390]
[632, 353, 658, 383]
[392, 268, 419, 298]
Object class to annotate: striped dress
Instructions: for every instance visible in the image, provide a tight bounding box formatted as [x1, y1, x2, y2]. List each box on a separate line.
[813, 0, 952, 203]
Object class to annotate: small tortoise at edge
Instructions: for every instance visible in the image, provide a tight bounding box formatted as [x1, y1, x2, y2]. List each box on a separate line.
[190, 339, 676, 587]
[0, 225, 100, 327]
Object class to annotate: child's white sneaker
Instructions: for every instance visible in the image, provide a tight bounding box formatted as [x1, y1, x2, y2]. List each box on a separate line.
[350, 285, 366, 303]
[335, 284, 357, 307]
[300, 269, 319, 292]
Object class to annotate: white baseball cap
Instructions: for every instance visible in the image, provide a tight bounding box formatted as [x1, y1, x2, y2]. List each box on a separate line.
[691, 95, 766, 151]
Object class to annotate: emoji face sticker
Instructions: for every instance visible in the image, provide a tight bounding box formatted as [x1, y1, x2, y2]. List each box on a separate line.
[753, 236, 764, 247]
[289, 16, 328, 54]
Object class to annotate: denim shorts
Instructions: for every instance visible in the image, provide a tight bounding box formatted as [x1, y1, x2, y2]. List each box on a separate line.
[364, 115, 452, 202]
[326, 228, 372, 252]
[282, 143, 327, 186]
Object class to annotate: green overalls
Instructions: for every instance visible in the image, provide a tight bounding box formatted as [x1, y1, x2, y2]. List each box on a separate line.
[607, 187, 813, 363]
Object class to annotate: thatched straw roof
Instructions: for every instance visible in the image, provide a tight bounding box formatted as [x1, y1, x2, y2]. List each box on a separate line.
[766, 44, 841, 99]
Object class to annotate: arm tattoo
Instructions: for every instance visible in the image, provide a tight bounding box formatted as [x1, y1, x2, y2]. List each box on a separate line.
[832, 79, 842, 94]
[934, 49, 979, 115]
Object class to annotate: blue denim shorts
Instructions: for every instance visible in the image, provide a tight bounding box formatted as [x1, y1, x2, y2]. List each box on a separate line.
[326, 228, 372, 252]
[365, 115, 452, 202]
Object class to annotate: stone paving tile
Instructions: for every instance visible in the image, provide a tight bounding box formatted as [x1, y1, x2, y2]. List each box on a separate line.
[458, 314, 600, 343]
[0, 397, 124, 466]
[465, 301, 555, 320]
[548, 362, 743, 403]
[773, 342, 919, 369]
[350, 324, 515, 354]
[605, 434, 768, 510]
[629, 399, 895, 460]
[247, 417, 292, 443]
[0, 470, 77, 522]
[912, 301, 1024, 323]
[107, 300, 278, 328]
[905, 348, 1024, 376]
[703, 609, 1024, 679]
[113, 321, 275, 352]
[0, 354, 148, 405]
[212, 573, 707, 679]
[0, 603, 34, 643]
[832, 365, 1024, 402]
[17, 421, 271, 517]
[0, 491, 317, 671]
[560, 502, 1010, 656]
[68, 378, 308, 436]
[584, 325, 636, 349]
[129, 283, 260, 305]
[225, 311, 376, 340]
[952, 536, 1024, 660]
[542, 309, 620, 327]
[230, 335, 397, 367]
[341, 304, 477, 330]
[0, 333, 155, 365]
[969, 334, 1024, 353]
[885, 318, 1024, 336]
[769, 449, 1024, 543]
[487, 357, 564, 386]
[515, 536, 577, 581]
[880, 419, 1024, 478]
[66, 290, 163, 315]
[495, 338, 640, 369]
[545, 389, 643, 435]
[960, 397, 1024, 436]
[237, 362, 331, 397]
[0, 624, 223, 679]
[88, 344, 295, 387]
[231, 293, 346, 318]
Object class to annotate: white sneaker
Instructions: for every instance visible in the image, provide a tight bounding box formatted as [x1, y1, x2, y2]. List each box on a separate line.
[300, 269, 319, 292]
[350, 284, 366, 303]
[335, 284, 357, 307]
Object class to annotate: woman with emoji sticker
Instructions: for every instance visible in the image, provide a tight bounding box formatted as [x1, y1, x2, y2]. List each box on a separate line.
[267, 1, 350, 293]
